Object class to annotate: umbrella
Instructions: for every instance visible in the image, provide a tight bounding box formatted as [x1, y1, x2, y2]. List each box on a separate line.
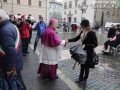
[70, 44, 87, 69]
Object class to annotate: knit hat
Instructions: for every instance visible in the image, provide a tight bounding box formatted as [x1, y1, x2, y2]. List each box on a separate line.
[80, 19, 90, 27]
[21, 15, 25, 18]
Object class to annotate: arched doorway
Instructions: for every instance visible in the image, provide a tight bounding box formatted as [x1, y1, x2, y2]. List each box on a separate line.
[68, 17, 71, 22]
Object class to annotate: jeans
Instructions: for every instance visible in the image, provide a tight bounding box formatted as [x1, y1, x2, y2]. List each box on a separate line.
[34, 34, 43, 50]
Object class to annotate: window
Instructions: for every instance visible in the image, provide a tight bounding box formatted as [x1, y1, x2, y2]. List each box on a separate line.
[75, 2, 77, 7]
[64, 2, 67, 9]
[64, 5, 67, 9]
[112, 12, 115, 16]
[106, 11, 111, 17]
[28, 0, 31, 5]
[39, 1, 41, 6]
[17, 0, 20, 4]
[74, 18, 77, 22]
[69, 1, 72, 8]
[69, 11, 71, 14]
[75, 10, 77, 14]
[117, 13, 119, 17]
[64, 11, 66, 15]
[3, 0, 7, 2]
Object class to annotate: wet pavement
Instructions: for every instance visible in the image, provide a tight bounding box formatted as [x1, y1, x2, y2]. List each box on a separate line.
[59, 54, 120, 90]
[25, 29, 120, 90]
[21, 48, 70, 90]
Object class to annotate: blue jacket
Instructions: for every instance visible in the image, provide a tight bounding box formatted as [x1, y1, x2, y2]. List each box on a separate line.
[0, 20, 23, 72]
[35, 21, 47, 35]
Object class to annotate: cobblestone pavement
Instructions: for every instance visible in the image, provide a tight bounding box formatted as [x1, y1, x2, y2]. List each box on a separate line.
[59, 54, 120, 90]
[21, 48, 70, 90]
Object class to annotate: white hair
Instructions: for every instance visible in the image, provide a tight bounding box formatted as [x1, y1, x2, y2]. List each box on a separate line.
[0, 9, 9, 21]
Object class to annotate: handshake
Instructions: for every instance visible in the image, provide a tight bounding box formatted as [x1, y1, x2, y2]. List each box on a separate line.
[63, 40, 85, 49]
[64, 40, 69, 47]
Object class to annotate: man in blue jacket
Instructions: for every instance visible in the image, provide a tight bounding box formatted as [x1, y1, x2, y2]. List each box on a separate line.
[33, 17, 47, 51]
[0, 9, 26, 90]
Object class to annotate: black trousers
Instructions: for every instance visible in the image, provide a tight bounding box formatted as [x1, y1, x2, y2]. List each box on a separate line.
[16, 71, 26, 90]
[79, 64, 89, 80]
[21, 38, 29, 53]
[29, 29, 32, 43]
[104, 40, 117, 49]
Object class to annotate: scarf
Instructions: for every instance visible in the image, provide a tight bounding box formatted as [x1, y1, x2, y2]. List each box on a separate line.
[80, 30, 88, 41]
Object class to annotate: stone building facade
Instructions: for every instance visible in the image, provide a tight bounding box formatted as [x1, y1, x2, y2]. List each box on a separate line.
[1, 0, 49, 22]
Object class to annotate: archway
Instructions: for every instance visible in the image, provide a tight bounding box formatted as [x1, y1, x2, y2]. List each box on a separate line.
[68, 17, 71, 22]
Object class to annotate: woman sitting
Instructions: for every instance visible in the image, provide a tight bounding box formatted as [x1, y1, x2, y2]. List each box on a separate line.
[102, 28, 120, 52]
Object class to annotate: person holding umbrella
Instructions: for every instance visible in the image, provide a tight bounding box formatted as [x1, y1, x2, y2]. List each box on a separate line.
[65, 19, 98, 84]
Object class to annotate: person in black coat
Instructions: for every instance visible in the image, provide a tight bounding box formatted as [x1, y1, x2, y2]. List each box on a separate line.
[107, 24, 116, 38]
[9, 14, 17, 26]
[65, 19, 98, 84]
[103, 24, 120, 52]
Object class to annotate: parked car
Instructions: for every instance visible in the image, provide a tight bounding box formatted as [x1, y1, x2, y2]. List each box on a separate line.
[104, 22, 113, 31]
[104, 22, 120, 31]
[92, 25, 100, 30]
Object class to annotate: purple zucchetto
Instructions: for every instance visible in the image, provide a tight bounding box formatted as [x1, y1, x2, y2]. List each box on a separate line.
[49, 18, 56, 23]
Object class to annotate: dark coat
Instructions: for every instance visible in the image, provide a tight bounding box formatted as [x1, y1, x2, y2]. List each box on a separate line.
[9, 19, 17, 26]
[68, 31, 98, 68]
[0, 20, 23, 72]
[107, 28, 116, 38]
[106, 34, 120, 48]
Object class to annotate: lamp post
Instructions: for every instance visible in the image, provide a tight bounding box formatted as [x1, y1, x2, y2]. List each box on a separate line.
[0, 0, 2, 9]
[78, 2, 88, 21]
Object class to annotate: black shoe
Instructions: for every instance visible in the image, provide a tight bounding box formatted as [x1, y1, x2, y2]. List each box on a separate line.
[33, 49, 36, 52]
[26, 52, 30, 54]
[23, 53, 27, 56]
[56, 76, 59, 79]
[79, 79, 87, 84]
[75, 78, 83, 83]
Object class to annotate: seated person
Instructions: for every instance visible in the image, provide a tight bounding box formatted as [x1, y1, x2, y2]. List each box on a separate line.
[103, 24, 120, 52]
[107, 24, 116, 38]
